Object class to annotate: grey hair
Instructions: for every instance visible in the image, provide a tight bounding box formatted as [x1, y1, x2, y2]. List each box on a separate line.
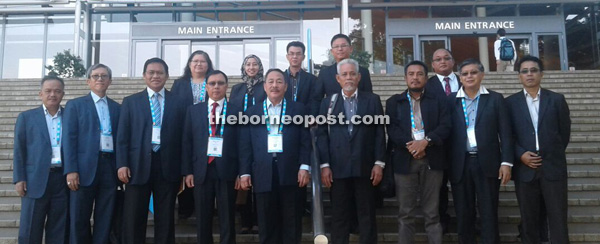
[86, 63, 113, 80]
[336, 58, 359, 74]
[458, 58, 485, 73]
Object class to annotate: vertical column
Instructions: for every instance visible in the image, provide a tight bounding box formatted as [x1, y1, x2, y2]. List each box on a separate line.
[341, 0, 349, 35]
[83, 2, 91, 67]
[476, 7, 490, 72]
[74, 0, 82, 56]
[361, 0, 373, 71]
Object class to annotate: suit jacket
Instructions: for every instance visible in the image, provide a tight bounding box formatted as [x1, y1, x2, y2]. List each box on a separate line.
[171, 78, 208, 107]
[63, 94, 120, 186]
[284, 68, 322, 116]
[116, 89, 186, 185]
[13, 106, 63, 199]
[239, 100, 310, 193]
[506, 88, 571, 182]
[229, 82, 267, 111]
[316, 91, 386, 179]
[316, 63, 373, 98]
[426, 74, 461, 98]
[181, 101, 242, 184]
[386, 90, 451, 174]
[448, 89, 514, 183]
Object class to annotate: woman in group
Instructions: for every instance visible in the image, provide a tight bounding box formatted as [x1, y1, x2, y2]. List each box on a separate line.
[171, 50, 214, 220]
[231, 54, 266, 234]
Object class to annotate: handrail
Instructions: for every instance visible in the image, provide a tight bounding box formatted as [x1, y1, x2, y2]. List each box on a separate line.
[310, 126, 328, 244]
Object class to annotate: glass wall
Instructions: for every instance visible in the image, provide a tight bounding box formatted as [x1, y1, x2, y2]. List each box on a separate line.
[3, 15, 44, 79]
[46, 15, 75, 75]
[91, 13, 130, 78]
[303, 10, 340, 70]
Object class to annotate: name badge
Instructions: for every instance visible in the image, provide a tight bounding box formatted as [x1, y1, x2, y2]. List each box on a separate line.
[101, 133, 114, 152]
[207, 137, 223, 157]
[51, 146, 61, 165]
[152, 126, 161, 144]
[268, 134, 283, 153]
[467, 127, 477, 148]
[413, 129, 425, 141]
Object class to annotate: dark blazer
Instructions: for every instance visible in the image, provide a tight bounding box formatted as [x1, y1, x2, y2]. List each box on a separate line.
[506, 88, 571, 182]
[239, 100, 310, 193]
[171, 78, 208, 107]
[284, 68, 322, 116]
[181, 101, 242, 184]
[448, 89, 514, 183]
[63, 94, 120, 186]
[13, 106, 63, 199]
[229, 82, 267, 111]
[426, 74, 461, 98]
[316, 91, 386, 179]
[316, 63, 373, 98]
[385, 90, 451, 174]
[116, 89, 186, 185]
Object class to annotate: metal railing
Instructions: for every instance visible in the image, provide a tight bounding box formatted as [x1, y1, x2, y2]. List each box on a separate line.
[310, 126, 328, 244]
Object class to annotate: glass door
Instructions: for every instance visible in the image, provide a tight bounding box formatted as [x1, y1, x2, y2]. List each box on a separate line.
[420, 37, 448, 71]
[390, 37, 414, 75]
[536, 34, 563, 70]
[162, 40, 190, 77]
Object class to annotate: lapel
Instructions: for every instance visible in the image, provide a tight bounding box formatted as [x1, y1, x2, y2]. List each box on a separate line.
[35, 106, 51, 147]
[140, 90, 152, 124]
[85, 94, 101, 128]
[537, 89, 550, 127]
[332, 94, 351, 141]
[350, 93, 367, 139]
[107, 98, 119, 130]
[517, 92, 535, 131]
[455, 98, 467, 130]
[162, 90, 172, 128]
[475, 94, 489, 127]
[421, 95, 431, 131]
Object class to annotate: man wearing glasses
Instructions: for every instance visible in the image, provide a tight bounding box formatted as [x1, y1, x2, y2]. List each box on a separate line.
[63, 64, 121, 244]
[284, 41, 321, 117]
[506, 55, 571, 244]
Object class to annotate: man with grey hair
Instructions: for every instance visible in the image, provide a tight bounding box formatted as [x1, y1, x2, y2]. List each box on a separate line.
[317, 58, 386, 243]
[63, 63, 121, 244]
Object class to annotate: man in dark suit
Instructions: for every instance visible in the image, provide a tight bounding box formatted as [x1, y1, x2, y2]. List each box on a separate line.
[317, 59, 386, 244]
[507, 55, 571, 244]
[448, 59, 513, 244]
[116, 58, 186, 244]
[386, 60, 451, 243]
[239, 68, 311, 244]
[182, 70, 241, 244]
[317, 34, 373, 98]
[63, 64, 120, 244]
[425, 48, 460, 233]
[13, 76, 68, 244]
[284, 41, 322, 116]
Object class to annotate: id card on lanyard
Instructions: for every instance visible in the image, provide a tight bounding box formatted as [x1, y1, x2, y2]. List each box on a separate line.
[99, 111, 114, 152]
[264, 99, 286, 153]
[149, 94, 164, 145]
[51, 118, 62, 165]
[207, 101, 228, 157]
[461, 97, 478, 148]
[407, 93, 425, 140]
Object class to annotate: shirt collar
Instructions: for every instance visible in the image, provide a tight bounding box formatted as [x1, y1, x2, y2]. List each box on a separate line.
[42, 104, 62, 117]
[266, 97, 284, 108]
[287, 68, 301, 78]
[456, 85, 489, 98]
[523, 88, 541, 99]
[146, 87, 165, 98]
[341, 89, 358, 100]
[90, 91, 106, 103]
[207, 97, 225, 108]
[436, 72, 456, 82]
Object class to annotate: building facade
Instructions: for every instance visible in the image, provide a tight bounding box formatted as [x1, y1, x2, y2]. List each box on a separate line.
[0, 0, 598, 78]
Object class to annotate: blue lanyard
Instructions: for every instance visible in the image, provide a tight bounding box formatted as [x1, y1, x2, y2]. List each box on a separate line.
[286, 69, 299, 102]
[407, 92, 423, 130]
[263, 98, 287, 134]
[244, 93, 255, 112]
[191, 78, 207, 103]
[461, 96, 479, 128]
[208, 100, 227, 137]
[148, 93, 164, 126]
[54, 117, 61, 146]
[99, 100, 112, 135]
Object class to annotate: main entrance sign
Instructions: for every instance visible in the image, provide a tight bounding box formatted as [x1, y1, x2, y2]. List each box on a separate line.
[132, 21, 301, 38]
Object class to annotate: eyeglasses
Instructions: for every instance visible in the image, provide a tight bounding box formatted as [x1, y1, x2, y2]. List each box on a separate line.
[207, 81, 226, 87]
[331, 44, 349, 50]
[146, 71, 166, 77]
[191, 60, 207, 64]
[460, 70, 480, 77]
[519, 68, 540, 74]
[91, 74, 109, 80]
[433, 57, 453, 62]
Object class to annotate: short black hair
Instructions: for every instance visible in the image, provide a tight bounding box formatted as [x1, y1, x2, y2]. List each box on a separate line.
[404, 60, 429, 75]
[206, 70, 229, 84]
[497, 28, 506, 37]
[458, 58, 485, 73]
[265, 68, 286, 80]
[143, 57, 169, 76]
[41, 75, 65, 88]
[286, 41, 306, 54]
[517, 55, 544, 72]
[330, 33, 351, 46]
[86, 63, 112, 80]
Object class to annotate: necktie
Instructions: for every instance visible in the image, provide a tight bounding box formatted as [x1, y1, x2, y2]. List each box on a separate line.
[444, 77, 451, 96]
[208, 102, 218, 164]
[152, 93, 161, 152]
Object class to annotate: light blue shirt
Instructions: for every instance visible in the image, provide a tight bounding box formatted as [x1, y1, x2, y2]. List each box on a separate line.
[43, 104, 62, 147]
[90, 92, 111, 135]
[146, 87, 165, 123]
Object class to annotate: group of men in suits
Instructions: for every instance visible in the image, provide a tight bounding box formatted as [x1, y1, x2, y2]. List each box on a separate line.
[13, 33, 570, 244]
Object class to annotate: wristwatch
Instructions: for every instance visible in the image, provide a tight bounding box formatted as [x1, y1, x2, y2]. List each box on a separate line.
[425, 136, 432, 146]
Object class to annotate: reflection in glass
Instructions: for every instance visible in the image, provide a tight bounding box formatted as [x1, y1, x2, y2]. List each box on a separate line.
[538, 35, 561, 70]
[219, 43, 243, 76]
[163, 43, 190, 77]
[3, 16, 44, 78]
[133, 13, 173, 23]
[391, 38, 414, 74]
[276, 39, 297, 70]
[46, 15, 75, 76]
[245, 42, 271, 71]
[91, 13, 131, 77]
[450, 36, 478, 71]
[134, 41, 158, 77]
[421, 40, 446, 72]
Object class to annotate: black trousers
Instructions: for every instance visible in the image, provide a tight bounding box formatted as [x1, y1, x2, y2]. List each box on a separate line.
[177, 184, 194, 216]
[515, 170, 569, 244]
[452, 155, 500, 244]
[69, 153, 117, 244]
[330, 177, 377, 244]
[194, 163, 237, 244]
[121, 151, 180, 244]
